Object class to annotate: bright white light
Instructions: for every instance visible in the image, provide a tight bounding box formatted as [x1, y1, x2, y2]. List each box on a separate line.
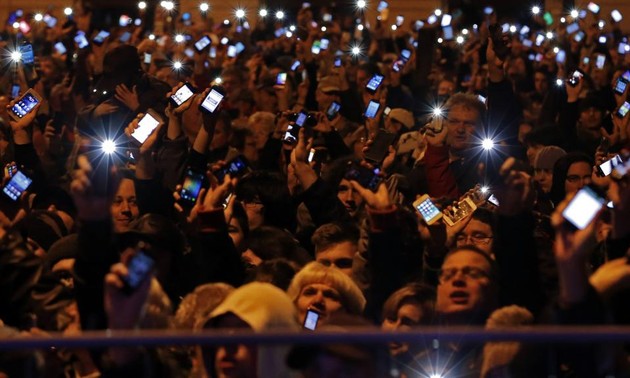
[275, 10, 284, 19]
[161, 1, 174, 11]
[462, 28, 469, 35]
[625, 45, 630, 52]
[437, 37, 443, 44]
[531, 6, 540, 15]
[221, 36, 229, 44]
[321, 26, 326, 32]
[10, 51, 22, 62]
[556, 78, 564, 86]
[102, 140, 116, 154]
[434, 9, 442, 17]
[351, 46, 361, 55]
[357, 0, 366, 9]
[174, 34, 185, 43]
[481, 186, 489, 193]
[570, 9, 579, 18]
[149, 34, 155, 40]
[482, 138, 494, 150]
[598, 20, 604, 29]
[199, 2, 209, 12]
[357, 24, 364, 31]
[432, 107, 443, 117]
[560, 17, 566, 23]
[215, 77, 222, 84]
[553, 46, 559, 53]
[430, 374, 442, 378]
[391, 25, 397, 31]
[235, 9, 246, 19]
[34, 13, 43, 22]
[173, 61, 183, 70]
[64, 7, 73, 16]
[12, 22, 20, 29]
[546, 31, 553, 39]
[509, 25, 517, 33]
[259, 9, 268, 17]
[223, 19, 230, 25]
[285, 31, 293, 38]
[138, 1, 147, 10]
[456, 35, 464, 44]
[289, 25, 296, 31]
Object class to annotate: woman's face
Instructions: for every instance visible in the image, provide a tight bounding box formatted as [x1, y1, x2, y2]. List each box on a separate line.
[381, 300, 425, 357]
[565, 161, 593, 195]
[295, 282, 344, 326]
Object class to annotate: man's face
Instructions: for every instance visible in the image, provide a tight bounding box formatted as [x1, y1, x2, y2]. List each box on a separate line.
[533, 72, 548, 94]
[111, 178, 139, 233]
[437, 80, 455, 96]
[446, 105, 481, 152]
[455, 219, 494, 255]
[316, 241, 357, 276]
[534, 168, 553, 193]
[565, 161, 592, 195]
[337, 178, 363, 217]
[578, 107, 603, 136]
[436, 250, 496, 320]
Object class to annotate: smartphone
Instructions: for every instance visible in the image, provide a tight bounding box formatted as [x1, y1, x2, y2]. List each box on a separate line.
[195, 35, 212, 52]
[543, 12, 554, 26]
[556, 50, 566, 64]
[54, 42, 67, 55]
[614, 78, 629, 95]
[396, 15, 405, 26]
[170, 83, 195, 108]
[487, 194, 500, 207]
[235, 42, 245, 55]
[93, 30, 110, 46]
[616, 101, 630, 118]
[184, 48, 195, 59]
[20, 44, 35, 65]
[227, 45, 237, 58]
[311, 40, 321, 55]
[119, 32, 132, 43]
[442, 197, 477, 227]
[441, 14, 451, 27]
[562, 186, 604, 229]
[364, 131, 396, 164]
[320, 39, 330, 50]
[274, 28, 286, 38]
[179, 168, 206, 206]
[427, 15, 438, 25]
[623, 70, 630, 81]
[210, 46, 217, 58]
[2, 171, 32, 201]
[587, 2, 600, 14]
[283, 123, 301, 144]
[413, 195, 443, 225]
[123, 250, 155, 293]
[199, 86, 225, 114]
[535, 34, 545, 46]
[322, 13, 332, 22]
[215, 156, 250, 182]
[43, 14, 57, 27]
[484, 6, 493, 15]
[392, 59, 405, 72]
[401, 49, 411, 61]
[568, 69, 584, 87]
[574, 31, 585, 42]
[611, 10, 623, 23]
[74, 31, 90, 49]
[442, 26, 454, 40]
[11, 84, 20, 99]
[9, 89, 42, 121]
[344, 162, 381, 191]
[131, 110, 161, 145]
[365, 74, 384, 94]
[377, 1, 389, 12]
[383, 106, 392, 116]
[334, 56, 342, 67]
[364, 100, 381, 119]
[619, 43, 629, 55]
[326, 101, 341, 120]
[291, 61, 301, 71]
[144, 53, 152, 64]
[566, 22, 580, 34]
[303, 309, 319, 331]
[598, 155, 623, 177]
[276, 72, 287, 87]
[119, 14, 132, 27]
[595, 54, 606, 69]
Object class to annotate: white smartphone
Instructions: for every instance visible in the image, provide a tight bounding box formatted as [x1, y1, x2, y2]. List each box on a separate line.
[413, 195, 443, 225]
[562, 186, 604, 229]
[442, 197, 477, 227]
[303, 309, 319, 331]
[9, 89, 42, 121]
[200, 86, 225, 114]
[131, 109, 162, 144]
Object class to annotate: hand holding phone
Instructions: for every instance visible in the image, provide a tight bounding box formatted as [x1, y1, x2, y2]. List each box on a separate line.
[303, 309, 320, 331]
[9, 89, 42, 122]
[170, 83, 196, 108]
[179, 168, 207, 207]
[199, 86, 225, 114]
[562, 186, 604, 229]
[413, 195, 443, 225]
[364, 131, 396, 165]
[122, 250, 155, 294]
[130, 109, 162, 145]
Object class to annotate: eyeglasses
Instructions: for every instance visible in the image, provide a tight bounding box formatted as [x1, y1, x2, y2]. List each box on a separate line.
[438, 266, 490, 284]
[455, 232, 493, 245]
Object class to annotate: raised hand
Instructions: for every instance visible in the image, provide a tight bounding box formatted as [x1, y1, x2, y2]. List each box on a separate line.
[115, 84, 140, 112]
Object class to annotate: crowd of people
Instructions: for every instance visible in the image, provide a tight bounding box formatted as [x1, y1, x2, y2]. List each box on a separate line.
[0, 0, 630, 377]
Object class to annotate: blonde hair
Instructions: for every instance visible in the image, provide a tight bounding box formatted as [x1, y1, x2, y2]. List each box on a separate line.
[287, 262, 366, 316]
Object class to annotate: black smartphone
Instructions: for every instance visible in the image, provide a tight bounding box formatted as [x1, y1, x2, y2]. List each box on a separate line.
[365, 74, 384, 94]
[614, 77, 629, 95]
[568, 69, 584, 87]
[364, 131, 396, 164]
[283, 123, 301, 144]
[123, 250, 155, 294]
[303, 309, 319, 331]
[170, 83, 196, 108]
[344, 162, 382, 191]
[131, 109, 162, 145]
[195, 35, 212, 52]
[489, 24, 510, 61]
[215, 155, 250, 182]
[616, 101, 630, 118]
[326, 101, 341, 120]
[2, 171, 32, 201]
[598, 155, 623, 177]
[199, 86, 225, 114]
[364, 100, 381, 119]
[93, 30, 110, 46]
[179, 168, 206, 207]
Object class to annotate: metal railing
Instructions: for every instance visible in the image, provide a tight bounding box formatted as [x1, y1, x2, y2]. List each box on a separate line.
[2, 326, 630, 349]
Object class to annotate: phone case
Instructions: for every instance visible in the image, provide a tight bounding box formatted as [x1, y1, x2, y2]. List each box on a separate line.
[442, 197, 477, 226]
[413, 194, 443, 225]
